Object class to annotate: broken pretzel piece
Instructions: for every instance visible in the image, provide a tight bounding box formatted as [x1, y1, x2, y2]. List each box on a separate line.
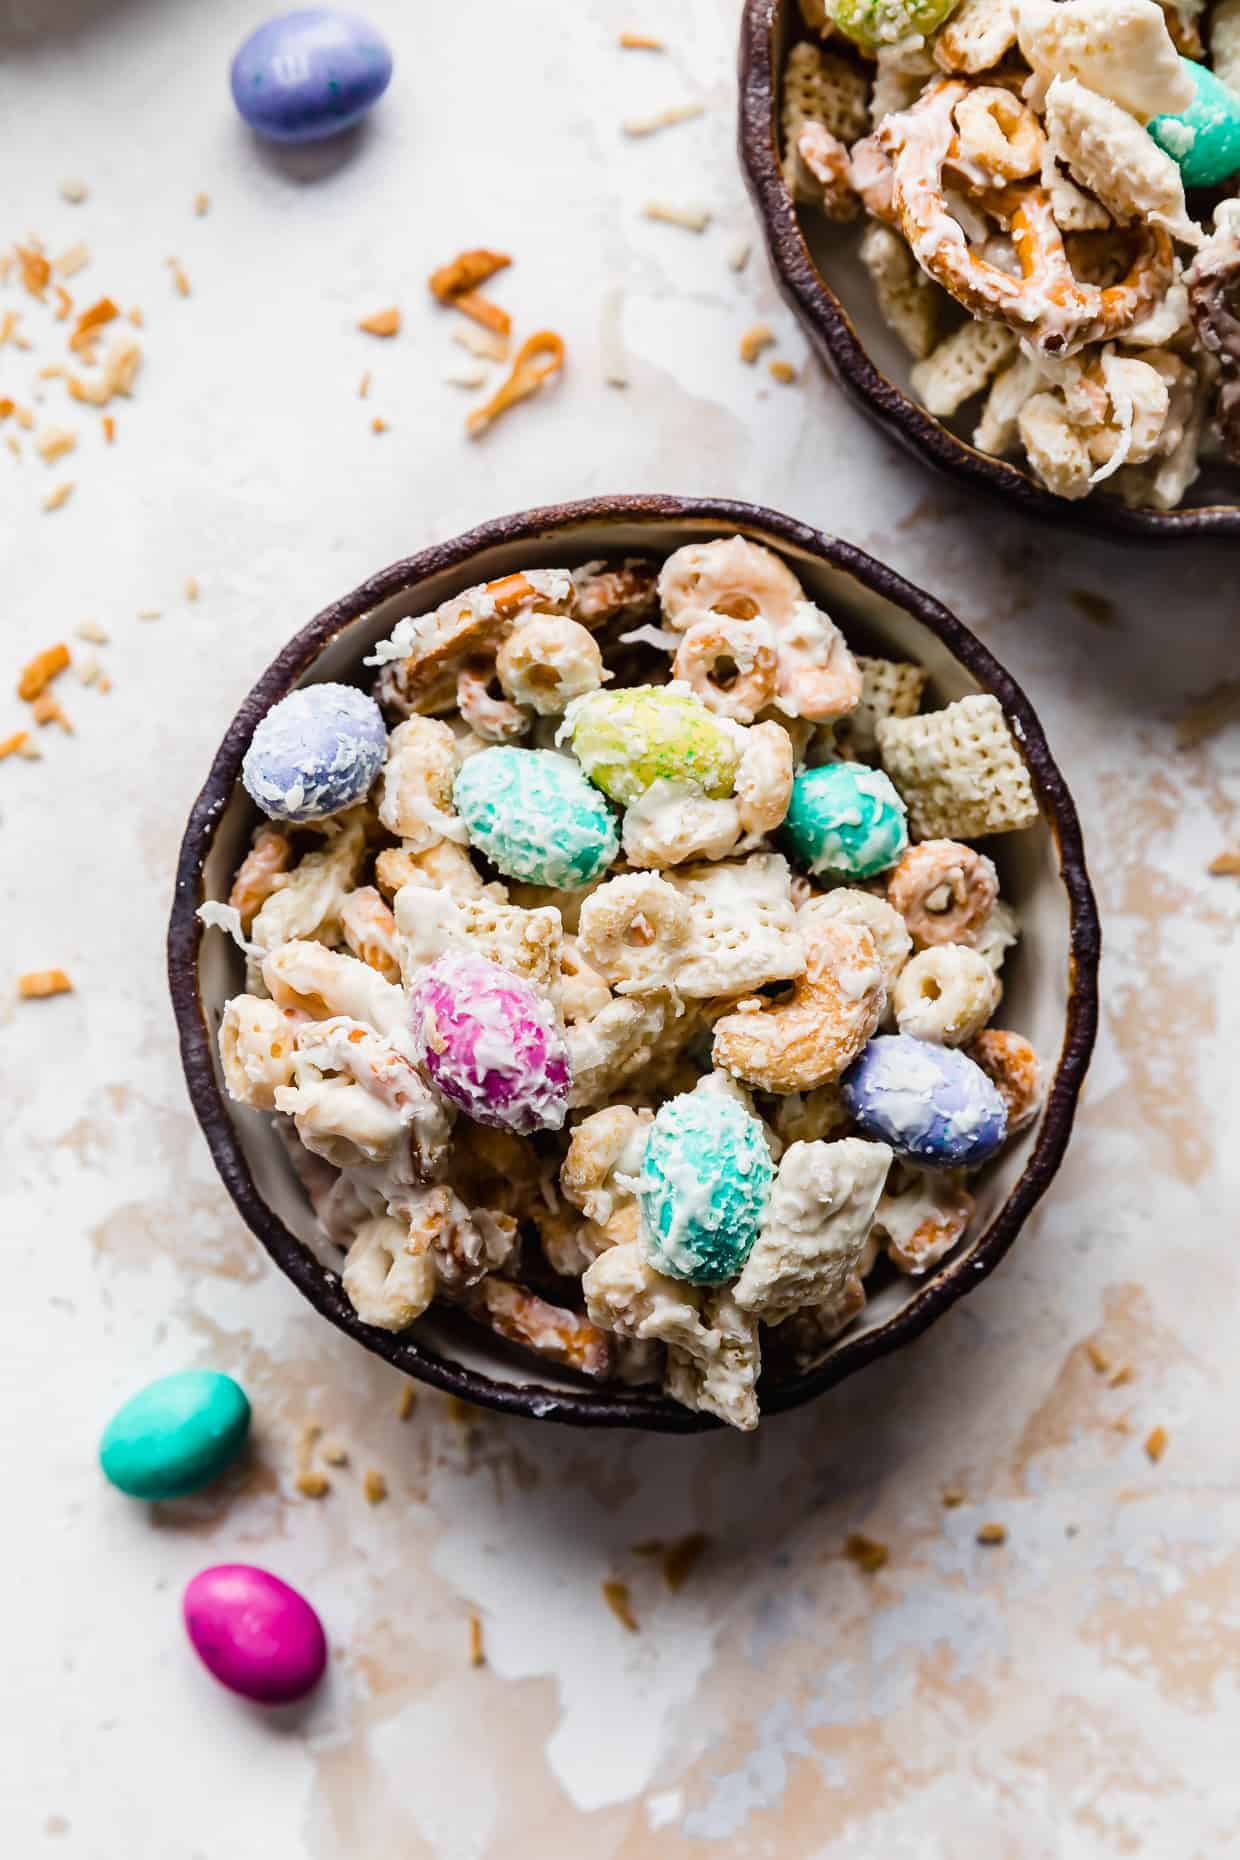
[466, 330, 565, 438]
[429, 248, 512, 302]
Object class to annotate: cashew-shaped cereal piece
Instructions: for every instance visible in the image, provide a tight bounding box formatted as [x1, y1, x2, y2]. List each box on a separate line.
[558, 936, 614, 1024]
[219, 994, 304, 1110]
[228, 825, 292, 929]
[892, 944, 1002, 1046]
[967, 1028, 1043, 1131]
[712, 916, 886, 1093]
[872, 1166, 975, 1276]
[262, 939, 409, 1042]
[339, 886, 402, 983]
[801, 888, 912, 994]
[672, 616, 778, 723]
[886, 840, 999, 950]
[250, 809, 368, 953]
[496, 614, 606, 715]
[734, 720, 795, 837]
[576, 873, 691, 993]
[455, 658, 531, 743]
[342, 1213, 438, 1330]
[378, 716, 462, 848]
[561, 1104, 652, 1239]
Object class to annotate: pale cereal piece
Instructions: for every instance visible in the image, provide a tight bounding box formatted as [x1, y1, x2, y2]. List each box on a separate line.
[185, 576, 200, 602]
[739, 322, 776, 365]
[858, 222, 941, 362]
[933, 0, 1017, 71]
[712, 916, 885, 1093]
[567, 994, 671, 1108]
[1017, 0, 1193, 120]
[800, 890, 911, 994]
[445, 364, 489, 389]
[974, 355, 1043, 458]
[75, 648, 100, 687]
[873, 1164, 975, 1274]
[42, 481, 74, 512]
[893, 944, 1002, 1046]
[1044, 79, 1199, 247]
[768, 359, 798, 384]
[36, 426, 76, 465]
[263, 942, 409, 1049]
[137, 608, 162, 622]
[342, 1215, 438, 1331]
[734, 1137, 891, 1324]
[623, 101, 704, 136]
[642, 200, 711, 231]
[838, 653, 928, 754]
[843, 1532, 889, 1573]
[339, 885, 402, 983]
[781, 44, 869, 201]
[663, 1289, 761, 1432]
[378, 715, 461, 847]
[976, 1521, 1007, 1545]
[465, 1277, 613, 1378]
[495, 614, 604, 715]
[362, 1467, 388, 1504]
[59, 178, 89, 203]
[1018, 389, 1095, 499]
[319, 1439, 349, 1466]
[911, 321, 1019, 420]
[17, 641, 70, 701]
[602, 1579, 639, 1632]
[1215, 0, 1240, 95]
[599, 284, 628, 388]
[18, 968, 74, 999]
[877, 694, 1038, 839]
[561, 1104, 652, 1235]
[1042, 152, 1112, 233]
[771, 1083, 852, 1146]
[577, 872, 691, 995]
[358, 306, 400, 337]
[456, 895, 563, 995]
[665, 855, 807, 998]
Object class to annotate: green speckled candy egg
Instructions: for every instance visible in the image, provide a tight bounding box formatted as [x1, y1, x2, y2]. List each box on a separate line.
[565, 686, 740, 807]
[783, 763, 908, 879]
[454, 746, 619, 889]
[1150, 58, 1240, 189]
[639, 1085, 774, 1284]
[100, 1370, 251, 1500]
[825, 0, 958, 51]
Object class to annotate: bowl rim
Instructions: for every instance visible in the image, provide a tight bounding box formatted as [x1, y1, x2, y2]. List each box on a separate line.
[167, 492, 1101, 1432]
[737, 0, 1240, 542]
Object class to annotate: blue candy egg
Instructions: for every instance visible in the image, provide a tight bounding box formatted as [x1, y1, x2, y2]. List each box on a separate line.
[1149, 58, 1240, 189]
[841, 1034, 1008, 1168]
[242, 683, 387, 822]
[783, 762, 908, 879]
[100, 1370, 251, 1500]
[639, 1084, 774, 1284]
[454, 746, 619, 890]
[230, 9, 393, 145]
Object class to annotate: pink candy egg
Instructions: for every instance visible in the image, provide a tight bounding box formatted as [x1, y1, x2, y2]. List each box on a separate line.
[407, 951, 571, 1134]
[183, 1564, 327, 1705]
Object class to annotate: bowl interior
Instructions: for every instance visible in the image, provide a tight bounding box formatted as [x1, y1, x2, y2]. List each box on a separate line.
[744, 0, 1240, 537]
[179, 501, 1097, 1429]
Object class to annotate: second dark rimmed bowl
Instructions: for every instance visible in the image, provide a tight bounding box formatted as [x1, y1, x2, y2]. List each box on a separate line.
[168, 494, 1100, 1431]
[739, 0, 1240, 541]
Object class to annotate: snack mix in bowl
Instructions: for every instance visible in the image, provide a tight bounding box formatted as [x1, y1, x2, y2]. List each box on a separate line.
[202, 541, 1046, 1431]
[782, 0, 1240, 507]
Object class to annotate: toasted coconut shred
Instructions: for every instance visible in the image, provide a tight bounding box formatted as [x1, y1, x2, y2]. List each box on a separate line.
[601, 1579, 639, 1633]
[600, 285, 629, 387]
[642, 200, 711, 232]
[622, 101, 704, 137]
[468, 1614, 485, 1666]
[844, 1532, 890, 1573]
[739, 322, 775, 365]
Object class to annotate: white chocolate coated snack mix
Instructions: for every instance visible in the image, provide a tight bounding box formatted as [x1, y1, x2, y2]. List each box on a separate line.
[203, 539, 1044, 1428]
[788, 0, 1240, 508]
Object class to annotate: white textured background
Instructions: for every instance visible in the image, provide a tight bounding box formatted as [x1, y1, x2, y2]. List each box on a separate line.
[1, 2, 1238, 1855]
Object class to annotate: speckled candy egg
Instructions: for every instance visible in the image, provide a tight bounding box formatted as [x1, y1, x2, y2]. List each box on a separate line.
[639, 1085, 774, 1283]
[100, 1369, 251, 1500]
[1149, 58, 1240, 190]
[841, 1034, 1008, 1168]
[825, 0, 958, 51]
[408, 951, 570, 1133]
[242, 683, 386, 822]
[230, 9, 393, 144]
[783, 763, 908, 880]
[184, 1565, 327, 1705]
[453, 746, 618, 889]
[565, 686, 740, 807]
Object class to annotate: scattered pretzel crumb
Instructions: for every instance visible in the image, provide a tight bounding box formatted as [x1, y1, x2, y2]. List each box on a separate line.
[128, 306, 143, 327]
[468, 1613, 485, 1666]
[466, 329, 565, 439]
[601, 1579, 639, 1633]
[59, 178, 89, 204]
[319, 1440, 349, 1466]
[102, 415, 115, 444]
[453, 290, 511, 338]
[43, 481, 74, 512]
[15, 405, 34, 430]
[295, 1423, 330, 1498]
[32, 692, 71, 732]
[739, 322, 775, 365]
[18, 969, 73, 999]
[357, 369, 371, 399]
[16, 245, 50, 296]
[76, 648, 100, 687]
[1208, 849, 1240, 877]
[0, 312, 19, 348]
[1176, 681, 1240, 749]
[17, 642, 70, 702]
[1085, 1340, 1111, 1375]
[167, 258, 191, 298]
[362, 1467, 388, 1504]
[136, 608, 162, 621]
[36, 426, 76, 465]
[976, 1522, 1008, 1546]
[395, 1383, 416, 1420]
[623, 101, 705, 137]
[727, 238, 752, 271]
[0, 730, 30, 760]
[193, 192, 210, 217]
[428, 248, 511, 303]
[447, 1395, 479, 1425]
[53, 243, 89, 279]
[358, 306, 401, 338]
[1109, 1365, 1134, 1388]
[642, 200, 711, 232]
[600, 285, 628, 388]
[296, 1469, 330, 1498]
[844, 1532, 890, 1573]
[53, 287, 72, 322]
[69, 296, 119, 352]
[662, 1532, 709, 1592]
[185, 576, 200, 602]
[619, 31, 664, 49]
[371, 416, 389, 434]
[768, 359, 798, 384]
[1145, 1425, 1169, 1463]
[941, 1487, 965, 1508]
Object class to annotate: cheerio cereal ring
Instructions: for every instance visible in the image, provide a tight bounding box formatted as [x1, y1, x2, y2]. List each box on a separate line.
[782, 763, 908, 880]
[453, 745, 618, 889]
[563, 685, 741, 806]
[242, 684, 387, 822]
[639, 1083, 774, 1283]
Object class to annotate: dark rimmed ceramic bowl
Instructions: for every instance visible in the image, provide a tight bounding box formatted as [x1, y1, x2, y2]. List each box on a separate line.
[168, 495, 1100, 1431]
[739, 0, 1240, 541]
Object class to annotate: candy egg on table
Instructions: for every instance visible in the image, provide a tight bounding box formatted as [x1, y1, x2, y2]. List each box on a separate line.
[639, 1083, 774, 1283]
[407, 951, 571, 1133]
[183, 1565, 327, 1705]
[241, 684, 386, 822]
[824, 0, 959, 51]
[782, 763, 908, 880]
[841, 1033, 1008, 1169]
[230, 9, 393, 145]
[100, 1369, 250, 1500]
[453, 746, 619, 889]
[564, 686, 741, 806]
[1150, 59, 1240, 190]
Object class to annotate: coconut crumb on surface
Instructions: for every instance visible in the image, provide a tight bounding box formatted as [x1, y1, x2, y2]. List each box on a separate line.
[601, 1579, 639, 1633]
[371, 416, 389, 434]
[136, 608, 162, 621]
[0, 730, 31, 760]
[444, 365, 488, 389]
[127, 306, 143, 327]
[623, 102, 705, 137]
[295, 1423, 330, 1498]
[619, 31, 664, 48]
[76, 649, 100, 687]
[358, 369, 371, 399]
[1109, 1365, 1134, 1388]
[395, 1384, 416, 1420]
[18, 969, 73, 999]
[193, 192, 209, 216]
[739, 322, 775, 365]
[167, 258, 191, 298]
[1145, 1425, 1169, 1463]
[319, 1440, 349, 1466]
[727, 236, 752, 271]
[941, 1487, 965, 1508]
[768, 359, 798, 383]
[59, 178, 89, 204]
[452, 320, 509, 362]
[843, 1532, 890, 1573]
[1085, 1340, 1111, 1375]
[53, 243, 89, 279]
[362, 1467, 388, 1504]
[447, 1395, 480, 1425]
[976, 1522, 1008, 1546]
[1176, 681, 1240, 749]
[642, 200, 711, 232]
[36, 426, 76, 464]
[42, 481, 74, 512]
[662, 1532, 709, 1592]
[468, 1614, 485, 1666]
[185, 576, 200, 602]
[1209, 849, 1240, 876]
[600, 285, 628, 387]
[17, 642, 70, 701]
[102, 413, 117, 443]
[358, 306, 401, 337]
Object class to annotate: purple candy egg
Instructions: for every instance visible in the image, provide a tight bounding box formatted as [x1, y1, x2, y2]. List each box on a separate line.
[183, 1564, 327, 1705]
[408, 952, 570, 1135]
[242, 682, 386, 823]
[841, 1033, 1008, 1168]
[230, 10, 393, 145]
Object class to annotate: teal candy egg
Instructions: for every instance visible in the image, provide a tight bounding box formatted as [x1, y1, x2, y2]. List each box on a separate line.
[100, 1370, 251, 1500]
[1150, 58, 1240, 189]
[783, 763, 908, 879]
[639, 1086, 774, 1284]
[454, 746, 619, 889]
